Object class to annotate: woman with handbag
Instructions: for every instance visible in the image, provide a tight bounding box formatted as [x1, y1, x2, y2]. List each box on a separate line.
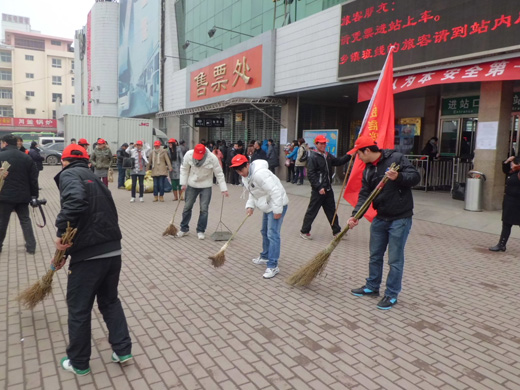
[294, 138, 308, 185]
[286, 140, 299, 184]
[127, 141, 149, 202]
[489, 156, 520, 252]
[148, 141, 172, 202]
[167, 138, 183, 201]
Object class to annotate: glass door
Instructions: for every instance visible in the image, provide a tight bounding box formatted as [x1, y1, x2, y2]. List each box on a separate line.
[440, 119, 459, 156]
[460, 118, 477, 161]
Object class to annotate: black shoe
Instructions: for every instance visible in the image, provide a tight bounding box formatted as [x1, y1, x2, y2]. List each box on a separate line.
[26, 249, 35, 255]
[351, 285, 379, 297]
[377, 296, 397, 310]
[489, 243, 506, 252]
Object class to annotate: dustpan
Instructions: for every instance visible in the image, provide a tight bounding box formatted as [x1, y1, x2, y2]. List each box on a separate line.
[211, 196, 233, 241]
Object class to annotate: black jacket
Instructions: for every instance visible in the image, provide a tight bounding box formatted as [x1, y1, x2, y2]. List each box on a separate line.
[0, 145, 38, 204]
[54, 160, 122, 263]
[307, 150, 350, 191]
[251, 148, 267, 162]
[116, 147, 130, 166]
[352, 149, 421, 221]
[29, 148, 44, 171]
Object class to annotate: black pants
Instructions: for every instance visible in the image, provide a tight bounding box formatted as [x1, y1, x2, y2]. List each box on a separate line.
[67, 255, 131, 370]
[131, 174, 144, 198]
[0, 202, 36, 252]
[301, 188, 341, 235]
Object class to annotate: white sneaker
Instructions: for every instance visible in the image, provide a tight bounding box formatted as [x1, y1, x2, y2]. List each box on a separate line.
[197, 232, 205, 240]
[139, 197, 144, 203]
[130, 198, 135, 203]
[263, 267, 279, 279]
[300, 233, 312, 240]
[176, 231, 188, 238]
[252, 256, 268, 265]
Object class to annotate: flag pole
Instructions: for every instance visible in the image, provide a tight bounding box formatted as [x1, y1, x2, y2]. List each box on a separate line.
[332, 47, 395, 227]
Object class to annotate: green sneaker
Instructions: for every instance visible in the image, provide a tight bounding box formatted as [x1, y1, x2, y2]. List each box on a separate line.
[112, 352, 133, 364]
[60, 357, 91, 376]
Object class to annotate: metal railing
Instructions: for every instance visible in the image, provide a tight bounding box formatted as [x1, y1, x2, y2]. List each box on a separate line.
[405, 155, 473, 192]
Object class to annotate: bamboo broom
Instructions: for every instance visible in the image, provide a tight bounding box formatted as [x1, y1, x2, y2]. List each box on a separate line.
[208, 214, 250, 268]
[287, 163, 399, 287]
[162, 198, 183, 236]
[0, 161, 11, 193]
[17, 224, 77, 309]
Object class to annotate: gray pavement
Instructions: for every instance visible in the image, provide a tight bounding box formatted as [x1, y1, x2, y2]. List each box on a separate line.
[1, 166, 520, 390]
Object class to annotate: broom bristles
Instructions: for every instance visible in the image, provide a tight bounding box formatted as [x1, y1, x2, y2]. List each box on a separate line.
[286, 232, 345, 287]
[17, 270, 55, 309]
[208, 242, 229, 268]
[163, 223, 178, 237]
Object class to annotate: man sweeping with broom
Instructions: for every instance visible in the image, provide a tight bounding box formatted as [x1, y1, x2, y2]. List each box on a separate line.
[347, 135, 420, 310]
[53, 144, 132, 375]
[230, 154, 289, 279]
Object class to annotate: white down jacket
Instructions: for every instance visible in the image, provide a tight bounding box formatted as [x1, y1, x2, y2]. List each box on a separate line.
[242, 159, 289, 214]
[180, 148, 227, 191]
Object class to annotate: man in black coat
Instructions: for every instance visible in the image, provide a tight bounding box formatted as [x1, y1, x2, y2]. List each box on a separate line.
[0, 134, 38, 254]
[54, 144, 132, 376]
[116, 143, 130, 189]
[347, 135, 420, 310]
[300, 135, 351, 239]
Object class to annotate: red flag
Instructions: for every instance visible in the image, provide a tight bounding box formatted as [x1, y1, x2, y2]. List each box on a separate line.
[343, 48, 395, 222]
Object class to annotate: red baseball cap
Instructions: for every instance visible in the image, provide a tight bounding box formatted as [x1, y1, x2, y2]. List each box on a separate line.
[348, 135, 378, 155]
[230, 154, 249, 168]
[154, 140, 161, 146]
[135, 140, 143, 145]
[62, 144, 90, 159]
[78, 138, 89, 145]
[97, 138, 106, 145]
[314, 135, 328, 144]
[168, 138, 176, 143]
[193, 144, 206, 160]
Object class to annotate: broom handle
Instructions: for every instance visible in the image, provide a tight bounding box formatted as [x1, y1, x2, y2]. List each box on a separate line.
[168, 198, 183, 225]
[331, 155, 356, 227]
[51, 226, 77, 270]
[226, 214, 250, 244]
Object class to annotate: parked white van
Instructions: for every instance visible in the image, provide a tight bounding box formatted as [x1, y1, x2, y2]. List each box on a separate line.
[38, 137, 64, 146]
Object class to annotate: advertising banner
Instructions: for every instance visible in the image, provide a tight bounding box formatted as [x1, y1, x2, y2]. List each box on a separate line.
[118, 0, 160, 117]
[358, 57, 520, 102]
[302, 130, 339, 157]
[338, 0, 520, 80]
[0, 118, 57, 128]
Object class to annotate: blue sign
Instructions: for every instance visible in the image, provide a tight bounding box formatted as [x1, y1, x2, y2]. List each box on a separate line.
[302, 129, 339, 157]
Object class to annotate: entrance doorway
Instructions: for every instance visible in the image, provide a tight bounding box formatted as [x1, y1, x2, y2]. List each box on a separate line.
[439, 117, 477, 160]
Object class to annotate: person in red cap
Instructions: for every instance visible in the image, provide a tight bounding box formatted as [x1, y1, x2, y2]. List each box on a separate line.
[230, 154, 289, 279]
[53, 143, 132, 376]
[177, 143, 228, 240]
[147, 140, 172, 202]
[126, 140, 149, 202]
[78, 138, 90, 151]
[346, 134, 420, 310]
[116, 143, 130, 189]
[90, 138, 113, 187]
[300, 135, 351, 240]
[166, 138, 183, 200]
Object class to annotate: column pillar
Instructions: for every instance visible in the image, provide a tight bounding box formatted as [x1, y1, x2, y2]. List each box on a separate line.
[474, 81, 513, 210]
[279, 97, 298, 181]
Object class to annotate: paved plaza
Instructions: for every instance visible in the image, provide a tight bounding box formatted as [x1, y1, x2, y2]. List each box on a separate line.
[1, 166, 519, 390]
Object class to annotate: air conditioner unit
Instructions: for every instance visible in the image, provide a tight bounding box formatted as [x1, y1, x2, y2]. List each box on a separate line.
[25, 96, 30, 100]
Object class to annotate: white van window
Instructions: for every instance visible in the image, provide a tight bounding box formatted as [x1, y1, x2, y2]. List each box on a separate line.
[39, 137, 64, 146]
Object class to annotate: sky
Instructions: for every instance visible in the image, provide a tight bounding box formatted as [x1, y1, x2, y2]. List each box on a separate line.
[1, 0, 95, 41]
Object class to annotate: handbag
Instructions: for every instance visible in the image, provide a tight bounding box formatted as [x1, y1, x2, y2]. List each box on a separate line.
[108, 168, 114, 183]
[299, 149, 308, 162]
[122, 157, 135, 169]
[285, 158, 291, 167]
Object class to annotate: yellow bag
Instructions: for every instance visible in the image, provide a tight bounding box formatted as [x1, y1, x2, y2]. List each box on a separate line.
[123, 174, 154, 193]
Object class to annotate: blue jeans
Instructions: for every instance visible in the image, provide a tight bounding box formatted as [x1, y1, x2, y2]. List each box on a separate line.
[259, 205, 288, 269]
[366, 217, 412, 299]
[180, 186, 212, 233]
[295, 166, 305, 184]
[117, 165, 126, 188]
[153, 176, 166, 196]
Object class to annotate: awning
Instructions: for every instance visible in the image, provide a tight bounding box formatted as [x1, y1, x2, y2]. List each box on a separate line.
[157, 97, 286, 118]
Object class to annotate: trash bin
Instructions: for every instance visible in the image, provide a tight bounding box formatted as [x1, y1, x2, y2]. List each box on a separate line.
[464, 171, 486, 211]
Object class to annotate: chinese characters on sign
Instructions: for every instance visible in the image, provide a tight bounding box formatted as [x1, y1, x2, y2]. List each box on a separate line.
[338, 0, 520, 79]
[358, 57, 520, 102]
[441, 96, 480, 116]
[194, 118, 225, 127]
[190, 45, 262, 102]
[0, 118, 57, 128]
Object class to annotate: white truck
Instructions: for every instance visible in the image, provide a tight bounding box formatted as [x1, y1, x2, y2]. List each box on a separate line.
[59, 114, 168, 151]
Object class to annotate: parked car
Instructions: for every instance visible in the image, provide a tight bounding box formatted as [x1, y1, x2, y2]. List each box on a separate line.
[40, 143, 64, 165]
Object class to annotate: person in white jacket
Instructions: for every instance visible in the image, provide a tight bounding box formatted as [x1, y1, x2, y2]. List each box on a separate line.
[230, 154, 289, 279]
[177, 144, 228, 240]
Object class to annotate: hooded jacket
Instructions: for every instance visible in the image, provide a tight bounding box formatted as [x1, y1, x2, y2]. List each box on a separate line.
[54, 159, 122, 263]
[180, 147, 227, 191]
[352, 149, 421, 221]
[242, 159, 289, 214]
